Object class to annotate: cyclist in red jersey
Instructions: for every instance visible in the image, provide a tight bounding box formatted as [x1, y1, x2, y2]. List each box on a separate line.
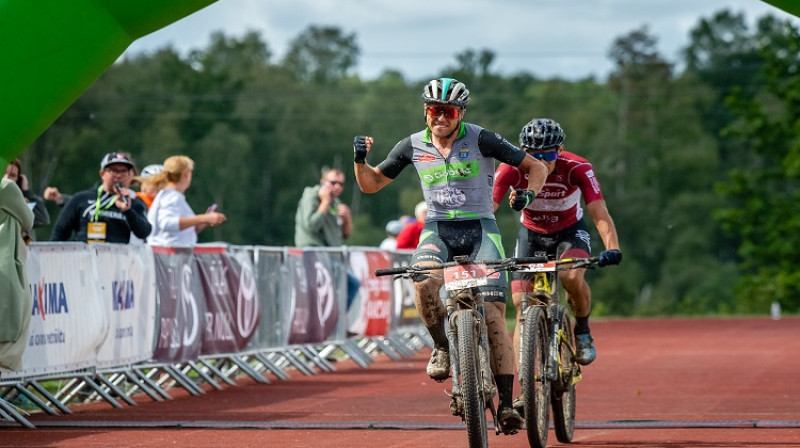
[493, 118, 621, 400]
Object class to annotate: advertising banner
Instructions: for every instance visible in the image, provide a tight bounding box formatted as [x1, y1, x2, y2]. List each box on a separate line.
[194, 245, 259, 355]
[286, 249, 340, 344]
[151, 246, 204, 363]
[250, 247, 285, 350]
[348, 248, 392, 336]
[389, 251, 419, 328]
[14, 243, 108, 377]
[94, 244, 158, 367]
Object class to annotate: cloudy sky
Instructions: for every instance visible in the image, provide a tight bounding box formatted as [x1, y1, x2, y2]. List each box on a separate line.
[122, 0, 798, 82]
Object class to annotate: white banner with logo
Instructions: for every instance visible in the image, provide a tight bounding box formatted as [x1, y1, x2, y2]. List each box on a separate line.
[11, 243, 108, 378]
[93, 244, 157, 368]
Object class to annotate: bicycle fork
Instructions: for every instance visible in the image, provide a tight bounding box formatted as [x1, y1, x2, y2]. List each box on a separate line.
[445, 304, 498, 426]
[545, 305, 562, 382]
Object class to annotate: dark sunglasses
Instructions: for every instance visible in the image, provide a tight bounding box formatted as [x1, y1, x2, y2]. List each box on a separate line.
[426, 105, 460, 119]
[328, 180, 344, 186]
[527, 150, 559, 162]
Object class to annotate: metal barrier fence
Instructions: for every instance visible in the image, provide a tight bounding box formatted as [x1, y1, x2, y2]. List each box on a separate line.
[0, 243, 430, 428]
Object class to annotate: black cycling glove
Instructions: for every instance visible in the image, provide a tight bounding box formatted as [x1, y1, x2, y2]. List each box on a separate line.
[511, 189, 535, 211]
[598, 249, 622, 267]
[353, 136, 368, 164]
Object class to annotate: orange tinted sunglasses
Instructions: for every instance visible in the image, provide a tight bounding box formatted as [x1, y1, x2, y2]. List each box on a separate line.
[426, 105, 460, 119]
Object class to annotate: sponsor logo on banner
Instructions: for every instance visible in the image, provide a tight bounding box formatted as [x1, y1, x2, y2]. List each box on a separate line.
[112, 280, 135, 311]
[236, 261, 259, 338]
[181, 263, 200, 346]
[202, 255, 236, 344]
[30, 280, 69, 320]
[158, 262, 200, 350]
[314, 260, 336, 327]
[27, 279, 70, 348]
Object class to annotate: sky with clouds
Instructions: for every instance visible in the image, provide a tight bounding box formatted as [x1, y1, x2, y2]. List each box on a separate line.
[122, 0, 798, 82]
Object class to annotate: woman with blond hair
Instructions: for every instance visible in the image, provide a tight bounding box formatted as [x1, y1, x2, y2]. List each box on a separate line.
[146, 155, 226, 246]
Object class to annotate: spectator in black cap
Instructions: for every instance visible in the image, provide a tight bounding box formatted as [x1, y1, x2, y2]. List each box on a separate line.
[50, 152, 151, 243]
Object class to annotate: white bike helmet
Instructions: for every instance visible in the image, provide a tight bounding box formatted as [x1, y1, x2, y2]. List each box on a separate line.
[422, 78, 470, 107]
[140, 164, 164, 179]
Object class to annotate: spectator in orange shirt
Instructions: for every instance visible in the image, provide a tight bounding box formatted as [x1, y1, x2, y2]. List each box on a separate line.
[134, 164, 164, 209]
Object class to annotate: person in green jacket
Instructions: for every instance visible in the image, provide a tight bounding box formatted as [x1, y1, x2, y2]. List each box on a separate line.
[294, 168, 360, 312]
[0, 177, 35, 373]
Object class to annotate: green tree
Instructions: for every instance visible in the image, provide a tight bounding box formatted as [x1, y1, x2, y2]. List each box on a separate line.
[282, 25, 360, 84]
[715, 15, 800, 313]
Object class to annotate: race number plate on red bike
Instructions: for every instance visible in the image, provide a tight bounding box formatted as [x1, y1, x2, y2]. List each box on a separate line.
[443, 263, 500, 291]
[518, 261, 558, 273]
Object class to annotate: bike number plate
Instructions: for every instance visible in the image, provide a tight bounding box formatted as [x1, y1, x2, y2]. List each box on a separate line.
[520, 261, 557, 273]
[443, 264, 490, 291]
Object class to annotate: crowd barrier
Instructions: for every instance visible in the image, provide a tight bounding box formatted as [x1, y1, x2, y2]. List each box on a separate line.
[0, 242, 429, 428]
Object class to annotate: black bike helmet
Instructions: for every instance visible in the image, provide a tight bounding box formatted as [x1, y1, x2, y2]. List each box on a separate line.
[519, 118, 565, 150]
[422, 78, 470, 108]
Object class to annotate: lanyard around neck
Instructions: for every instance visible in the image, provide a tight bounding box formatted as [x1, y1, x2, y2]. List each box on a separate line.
[93, 185, 118, 221]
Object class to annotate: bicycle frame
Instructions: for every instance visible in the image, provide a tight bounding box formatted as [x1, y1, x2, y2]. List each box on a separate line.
[376, 255, 501, 446]
[513, 257, 598, 448]
[376, 256, 598, 447]
[517, 261, 578, 383]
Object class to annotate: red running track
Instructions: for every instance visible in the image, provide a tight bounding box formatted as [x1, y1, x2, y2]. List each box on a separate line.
[1, 317, 799, 448]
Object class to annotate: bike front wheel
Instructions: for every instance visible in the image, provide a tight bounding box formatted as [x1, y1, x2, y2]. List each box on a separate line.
[455, 310, 488, 448]
[551, 306, 577, 443]
[521, 305, 550, 448]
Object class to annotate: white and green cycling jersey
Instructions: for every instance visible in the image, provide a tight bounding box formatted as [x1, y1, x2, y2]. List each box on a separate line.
[377, 122, 526, 222]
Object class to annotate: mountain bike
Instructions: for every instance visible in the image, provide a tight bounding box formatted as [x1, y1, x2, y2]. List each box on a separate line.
[376, 255, 543, 448]
[511, 256, 601, 448]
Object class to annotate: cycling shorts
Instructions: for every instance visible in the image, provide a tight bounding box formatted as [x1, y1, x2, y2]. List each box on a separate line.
[511, 220, 592, 291]
[411, 218, 508, 303]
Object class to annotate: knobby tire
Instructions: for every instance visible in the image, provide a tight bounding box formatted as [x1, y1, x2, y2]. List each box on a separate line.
[456, 310, 488, 448]
[522, 305, 550, 448]
[552, 306, 577, 443]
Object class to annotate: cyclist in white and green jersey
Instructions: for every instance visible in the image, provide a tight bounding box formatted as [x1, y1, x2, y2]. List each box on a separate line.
[353, 77, 548, 434]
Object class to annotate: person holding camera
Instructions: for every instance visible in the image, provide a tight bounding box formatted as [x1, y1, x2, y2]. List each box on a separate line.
[51, 152, 151, 244]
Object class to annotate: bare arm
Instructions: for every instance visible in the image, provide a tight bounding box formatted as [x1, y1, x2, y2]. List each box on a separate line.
[353, 136, 393, 193]
[517, 154, 548, 195]
[586, 200, 620, 251]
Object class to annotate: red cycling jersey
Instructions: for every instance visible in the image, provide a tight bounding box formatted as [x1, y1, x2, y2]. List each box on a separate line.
[493, 150, 604, 234]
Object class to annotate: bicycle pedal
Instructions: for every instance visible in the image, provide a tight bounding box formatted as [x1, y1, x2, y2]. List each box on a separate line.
[449, 399, 462, 416]
[446, 393, 463, 417]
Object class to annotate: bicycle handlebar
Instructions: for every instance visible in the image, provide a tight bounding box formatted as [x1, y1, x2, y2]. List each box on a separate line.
[375, 256, 601, 277]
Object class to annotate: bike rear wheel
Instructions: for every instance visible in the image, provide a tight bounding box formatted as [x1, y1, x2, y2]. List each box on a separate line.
[521, 305, 550, 448]
[456, 311, 488, 448]
[551, 306, 577, 443]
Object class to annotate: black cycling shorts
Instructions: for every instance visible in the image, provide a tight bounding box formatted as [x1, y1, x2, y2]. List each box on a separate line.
[512, 219, 592, 282]
[411, 218, 508, 303]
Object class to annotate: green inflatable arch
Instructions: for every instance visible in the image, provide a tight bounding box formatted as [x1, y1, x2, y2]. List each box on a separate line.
[762, 0, 800, 18]
[0, 0, 797, 167]
[0, 0, 217, 167]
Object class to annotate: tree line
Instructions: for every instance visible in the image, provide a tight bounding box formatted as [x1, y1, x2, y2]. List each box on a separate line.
[20, 10, 800, 316]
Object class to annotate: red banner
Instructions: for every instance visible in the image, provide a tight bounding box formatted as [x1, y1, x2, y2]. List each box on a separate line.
[349, 249, 392, 336]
